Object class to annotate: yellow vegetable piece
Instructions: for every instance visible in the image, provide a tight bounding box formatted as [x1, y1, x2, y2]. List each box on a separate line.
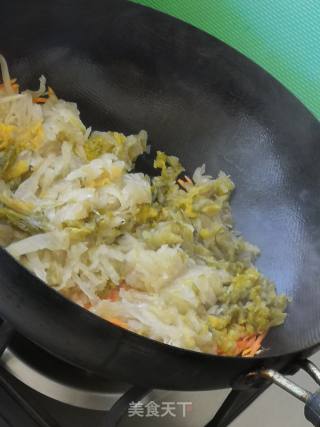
[201, 203, 221, 215]
[136, 205, 158, 223]
[0, 194, 34, 213]
[212, 174, 235, 196]
[16, 122, 44, 151]
[233, 268, 260, 287]
[112, 132, 126, 145]
[0, 123, 15, 150]
[208, 315, 230, 331]
[3, 159, 29, 181]
[199, 228, 213, 239]
[154, 151, 167, 171]
[84, 135, 113, 160]
[87, 171, 110, 188]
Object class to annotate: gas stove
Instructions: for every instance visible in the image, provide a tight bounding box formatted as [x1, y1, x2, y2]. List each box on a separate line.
[0, 328, 238, 427]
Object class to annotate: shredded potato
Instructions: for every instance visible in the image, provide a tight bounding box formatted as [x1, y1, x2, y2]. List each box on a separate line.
[0, 56, 287, 356]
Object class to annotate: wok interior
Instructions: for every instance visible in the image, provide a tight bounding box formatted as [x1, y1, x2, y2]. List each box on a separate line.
[2, 0, 320, 359]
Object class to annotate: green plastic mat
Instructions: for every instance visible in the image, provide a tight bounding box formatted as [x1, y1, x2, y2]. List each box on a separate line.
[131, 0, 320, 119]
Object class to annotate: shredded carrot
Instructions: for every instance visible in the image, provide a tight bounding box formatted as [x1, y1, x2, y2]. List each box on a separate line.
[83, 302, 92, 310]
[101, 282, 130, 302]
[80, 283, 129, 329]
[0, 78, 16, 88]
[184, 175, 193, 184]
[0, 78, 19, 93]
[236, 335, 256, 352]
[32, 97, 47, 104]
[243, 333, 266, 357]
[235, 332, 267, 357]
[119, 281, 130, 291]
[103, 287, 120, 302]
[83, 300, 128, 329]
[108, 317, 128, 329]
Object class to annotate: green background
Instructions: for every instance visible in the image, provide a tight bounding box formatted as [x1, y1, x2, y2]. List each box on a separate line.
[131, 0, 320, 119]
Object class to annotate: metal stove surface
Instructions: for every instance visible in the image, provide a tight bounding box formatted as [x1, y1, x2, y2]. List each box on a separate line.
[0, 335, 229, 427]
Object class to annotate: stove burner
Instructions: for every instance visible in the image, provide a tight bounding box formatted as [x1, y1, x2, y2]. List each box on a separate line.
[0, 320, 270, 427]
[1, 334, 129, 410]
[0, 331, 159, 427]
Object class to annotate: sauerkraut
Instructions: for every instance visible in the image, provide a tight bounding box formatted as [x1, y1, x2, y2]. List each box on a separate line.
[0, 55, 287, 356]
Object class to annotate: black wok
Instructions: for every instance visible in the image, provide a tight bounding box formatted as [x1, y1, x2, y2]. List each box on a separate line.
[1, 0, 320, 414]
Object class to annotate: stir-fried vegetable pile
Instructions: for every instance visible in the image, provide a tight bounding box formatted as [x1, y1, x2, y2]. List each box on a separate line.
[0, 55, 287, 356]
